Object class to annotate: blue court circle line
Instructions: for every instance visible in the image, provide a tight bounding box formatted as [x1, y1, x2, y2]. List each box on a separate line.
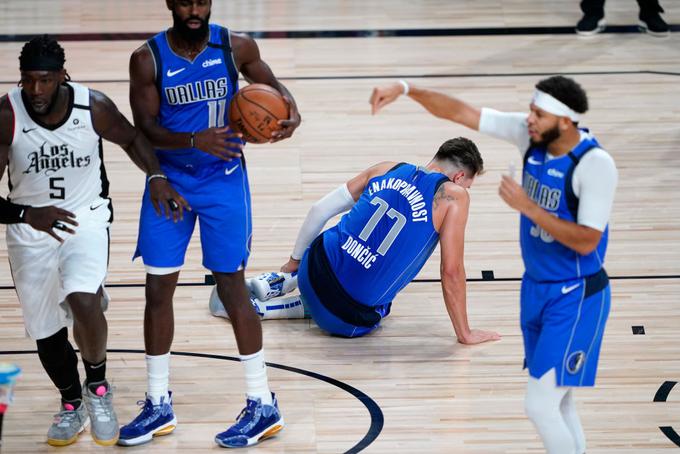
[0, 348, 384, 454]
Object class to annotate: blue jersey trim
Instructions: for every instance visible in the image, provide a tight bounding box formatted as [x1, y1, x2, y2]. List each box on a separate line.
[564, 148, 588, 220]
[210, 27, 239, 89]
[146, 38, 163, 94]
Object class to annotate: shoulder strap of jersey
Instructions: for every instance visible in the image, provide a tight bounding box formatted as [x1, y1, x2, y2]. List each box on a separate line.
[5, 89, 21, 146]
[209, 26, 239, 85]
[388, 162, 408, 172]
[564, 139, 600, 219]
[522, 143, 534, 164]
[146, 35, 164, 94]
[70, 83, 91, 110]
[433, 174, 450, 194]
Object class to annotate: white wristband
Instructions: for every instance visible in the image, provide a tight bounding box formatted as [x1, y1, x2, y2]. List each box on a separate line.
[398, 79, 410, 95]
[147, 173, 167, 184]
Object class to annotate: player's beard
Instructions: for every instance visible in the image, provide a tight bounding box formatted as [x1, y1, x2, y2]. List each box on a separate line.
[172, 11, 210, 44]
[530, 125, 560, 148]
[24, 83, 62, 117]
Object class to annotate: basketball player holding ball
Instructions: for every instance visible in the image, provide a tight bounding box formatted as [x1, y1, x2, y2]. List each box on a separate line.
[121, 0, 300, 448]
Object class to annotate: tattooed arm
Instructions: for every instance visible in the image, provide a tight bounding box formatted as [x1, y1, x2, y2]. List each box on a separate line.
[434, 183, 500, 344]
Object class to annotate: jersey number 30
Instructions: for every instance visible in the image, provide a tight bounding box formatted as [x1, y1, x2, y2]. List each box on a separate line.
[358, 196, 406, 255]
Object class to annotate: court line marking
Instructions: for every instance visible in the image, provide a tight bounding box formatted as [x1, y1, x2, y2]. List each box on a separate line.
[653, 381, 680, 448]
[1, 70, 679, 86]
[0, 24, 678, 43]
[0, 274, 678, 291]
[0, 348, 384, 454]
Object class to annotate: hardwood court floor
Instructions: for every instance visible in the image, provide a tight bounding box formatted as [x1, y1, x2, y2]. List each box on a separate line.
[0, 1, 679, 452]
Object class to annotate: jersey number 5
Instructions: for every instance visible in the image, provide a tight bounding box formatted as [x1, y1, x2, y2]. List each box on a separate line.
[49, 177, 65, 200]
[358, 196, 406, 256]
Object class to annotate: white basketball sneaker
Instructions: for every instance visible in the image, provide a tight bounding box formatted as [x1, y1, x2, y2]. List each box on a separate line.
[209, 287, 306, 320]
[246, 272, 298, 302]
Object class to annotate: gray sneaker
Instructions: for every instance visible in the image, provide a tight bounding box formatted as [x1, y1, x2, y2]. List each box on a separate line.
[82, 381, 119, 446]
[46, 401, 89, 446]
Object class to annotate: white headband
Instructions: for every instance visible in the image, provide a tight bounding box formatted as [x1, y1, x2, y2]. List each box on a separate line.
[532, 90, 582, 122]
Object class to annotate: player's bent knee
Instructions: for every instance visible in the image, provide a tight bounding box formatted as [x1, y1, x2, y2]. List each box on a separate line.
[66, 292, 105, 314]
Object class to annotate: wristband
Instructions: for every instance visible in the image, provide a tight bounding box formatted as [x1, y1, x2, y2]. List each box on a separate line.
[147, 174, 167, 184]
[398, 79, 410, 95]
[0, 198, 30, 224]
[190, 132, 196, 148]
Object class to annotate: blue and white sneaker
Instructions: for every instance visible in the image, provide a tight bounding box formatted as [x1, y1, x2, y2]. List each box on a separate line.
[246, 272, 297, 301]
[117, 392, 177, 446]
[215, 393, 284, 448]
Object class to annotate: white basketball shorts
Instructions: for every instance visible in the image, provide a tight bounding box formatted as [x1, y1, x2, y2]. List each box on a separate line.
[5, 198, 112, 340]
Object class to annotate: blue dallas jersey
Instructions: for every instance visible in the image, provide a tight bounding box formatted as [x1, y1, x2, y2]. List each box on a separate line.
[322, 163, 449, 307]
[147, 25, 239, 169]
[520, 132, 608, 282]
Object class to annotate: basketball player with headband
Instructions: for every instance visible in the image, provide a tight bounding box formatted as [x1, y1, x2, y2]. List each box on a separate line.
[370, 76, 617, 454]
[0, 35, 185, 447]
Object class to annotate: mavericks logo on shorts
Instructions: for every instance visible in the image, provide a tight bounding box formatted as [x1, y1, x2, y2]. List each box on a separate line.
[566, 350, 586, 374]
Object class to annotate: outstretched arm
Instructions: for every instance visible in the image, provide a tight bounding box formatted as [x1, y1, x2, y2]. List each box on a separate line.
[90, 89, 190, 221]
[370, 81, 481, 130]
[437, 183, 500, 344]
[232, 32, 301, 142]
[370, 82, 531, 153]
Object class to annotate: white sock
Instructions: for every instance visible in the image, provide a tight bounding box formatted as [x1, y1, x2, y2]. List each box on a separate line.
[525, 369, 577, 454]
[240, 349, 272, 405]
[259, 294, 306, 320]
[146, 353, 170, 405]
[561, 389, 586, 454]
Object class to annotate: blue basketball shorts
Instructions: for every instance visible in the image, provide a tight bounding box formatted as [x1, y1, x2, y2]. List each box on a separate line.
[134, 159, 252, 273]
[298, 244, 390, 338]
[520, 269, 611, 387]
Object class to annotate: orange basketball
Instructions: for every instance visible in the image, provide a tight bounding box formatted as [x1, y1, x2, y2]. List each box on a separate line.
[229, 84, 289, 144]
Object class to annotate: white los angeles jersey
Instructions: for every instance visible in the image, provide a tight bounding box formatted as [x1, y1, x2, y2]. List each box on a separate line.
[7, 82, 108, 212]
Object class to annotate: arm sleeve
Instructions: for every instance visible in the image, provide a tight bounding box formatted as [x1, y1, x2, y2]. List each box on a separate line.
[291, 184, 356, 260]
[478, 107, 531, 154]
[572, 148, 618, 232]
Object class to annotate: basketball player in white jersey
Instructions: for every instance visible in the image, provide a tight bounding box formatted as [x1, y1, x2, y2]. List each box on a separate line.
[0, 36, 187, 447]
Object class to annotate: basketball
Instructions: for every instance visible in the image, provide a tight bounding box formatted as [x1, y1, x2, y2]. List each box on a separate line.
[229, 84, 289, 144]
